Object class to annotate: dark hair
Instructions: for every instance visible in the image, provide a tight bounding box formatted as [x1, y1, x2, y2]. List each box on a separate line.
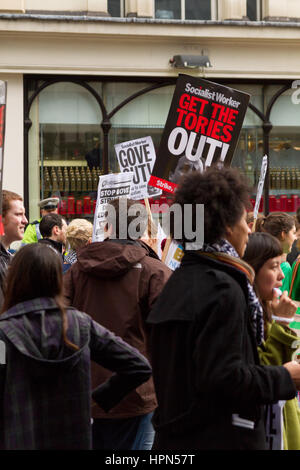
[2, 190, 23, 217]
[296, 207, 300, 225]
[39, 213, 65, 238]
[243, 232, 283, 336]
[295, 215, 300, 232]
[105, 197, 148, 240]
[243, 232, 283, 274]
[173, 166, 251, 245]
[1, 243, 78, 350]
[246, 211, 254, 225]
[255, 212, 295, 239]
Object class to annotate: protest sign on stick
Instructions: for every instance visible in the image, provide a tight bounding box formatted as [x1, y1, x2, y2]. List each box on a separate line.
[163, 239, 184, 270]
[149, 74, 250, 194]
[143, 197, 157, 237]
[144, 197, 153, 221]
[156, 221, 167, 260]
[143, 197, 167, 258]
[265, 401, 285, 450]
[0, 82, 6, 235]
[161, 237, 172, 263]
[115, 136, 162, 200]
[252, 155, 268, 232]
[115, 135, 165, 254]
[92, 172, 133, 242]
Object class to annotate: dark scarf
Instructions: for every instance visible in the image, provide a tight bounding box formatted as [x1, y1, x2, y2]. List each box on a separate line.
[200, 239, 264, 346]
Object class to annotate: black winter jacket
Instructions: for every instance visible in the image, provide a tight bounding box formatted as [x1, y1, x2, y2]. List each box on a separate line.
[147, 251, 296, 450]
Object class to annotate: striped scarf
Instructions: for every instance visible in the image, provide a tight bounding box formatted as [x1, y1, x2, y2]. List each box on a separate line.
[200, 239, 264, 346]
[64, 249, 77, 265]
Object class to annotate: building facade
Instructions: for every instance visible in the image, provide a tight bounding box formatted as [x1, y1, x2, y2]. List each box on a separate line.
[1, 0, 300, 220]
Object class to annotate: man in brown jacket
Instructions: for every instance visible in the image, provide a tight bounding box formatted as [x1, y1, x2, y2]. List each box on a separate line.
[64, 198, 171, 450]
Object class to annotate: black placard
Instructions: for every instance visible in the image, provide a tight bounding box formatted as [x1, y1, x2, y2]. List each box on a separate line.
[149, 74, 250, 194]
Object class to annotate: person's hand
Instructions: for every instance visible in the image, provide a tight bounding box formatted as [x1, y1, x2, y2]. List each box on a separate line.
[283, 361, 300, 390]
[271, 290, 297, 324]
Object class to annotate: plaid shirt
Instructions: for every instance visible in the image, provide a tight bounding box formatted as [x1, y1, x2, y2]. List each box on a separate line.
[0, 297, 151, 450]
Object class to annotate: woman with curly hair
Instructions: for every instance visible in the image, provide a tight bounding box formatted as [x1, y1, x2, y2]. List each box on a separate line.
[63, 218, 93, 271]
[147, 166, 300, 450]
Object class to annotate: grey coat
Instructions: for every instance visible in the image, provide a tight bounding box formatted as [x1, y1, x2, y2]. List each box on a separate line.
[0, 297, 151, 449]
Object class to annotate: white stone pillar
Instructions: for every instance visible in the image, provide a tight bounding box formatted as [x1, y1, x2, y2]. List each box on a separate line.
[218, 0, 247, 20]
[25, 0, 86, 13]
[262, 0, 300, 20]
[0, 74, 24, 197]
[0, 0, 25, 13]
[125, 0, 153, 18]
[87, 0, 109, 16]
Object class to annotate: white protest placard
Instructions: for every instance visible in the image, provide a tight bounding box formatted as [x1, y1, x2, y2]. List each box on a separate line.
[265, 401, 285, 450]
[164, 240, 184, 271]
[156, 222, 167, 260]
[115, 136, 162, 200]
[253, 155, 268, 220]
[92, 172, 134, 242]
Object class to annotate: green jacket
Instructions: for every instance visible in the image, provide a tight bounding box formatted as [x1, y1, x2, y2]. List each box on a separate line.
[289, 260, 300, 317]
[22, 219, 42, 245]
[291, 259, 300, 301]
[280, 261, 292, 294]
[258, 321, 300, 450]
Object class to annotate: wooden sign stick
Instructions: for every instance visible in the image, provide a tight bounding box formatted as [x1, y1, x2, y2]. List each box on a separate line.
[144, 197, 158, 240]
[161, 236, 172, 263]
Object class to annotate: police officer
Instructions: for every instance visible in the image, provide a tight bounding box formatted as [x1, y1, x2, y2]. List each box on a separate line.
[22, 197, 59, 245]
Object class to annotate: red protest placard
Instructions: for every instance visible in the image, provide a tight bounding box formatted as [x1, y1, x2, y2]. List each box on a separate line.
[149, 74, 250, 194]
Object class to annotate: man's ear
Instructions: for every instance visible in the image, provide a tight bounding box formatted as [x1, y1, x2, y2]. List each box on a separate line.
[52, 225, 59, 237]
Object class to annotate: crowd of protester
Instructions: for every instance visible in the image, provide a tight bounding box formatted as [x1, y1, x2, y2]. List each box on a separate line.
[1, 165, 300, 450]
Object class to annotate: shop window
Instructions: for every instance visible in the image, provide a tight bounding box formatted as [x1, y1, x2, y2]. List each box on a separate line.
[228, 85, 264, 206]
[28, 82, 103, 223]
[100, 81, 149, 114]
[108, 0, 123, 17]
[185, 0, 211, 20]
[106, 83, 175, 172]
[30, 78, 293, 223]
[265, 86, 300, 211]
[247, 0, 260, 21]
[232, 125, 263, 183]
[155, 0, 181, 19]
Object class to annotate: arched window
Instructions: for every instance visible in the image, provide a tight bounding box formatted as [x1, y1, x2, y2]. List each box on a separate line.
[28, 82, 102, 222]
